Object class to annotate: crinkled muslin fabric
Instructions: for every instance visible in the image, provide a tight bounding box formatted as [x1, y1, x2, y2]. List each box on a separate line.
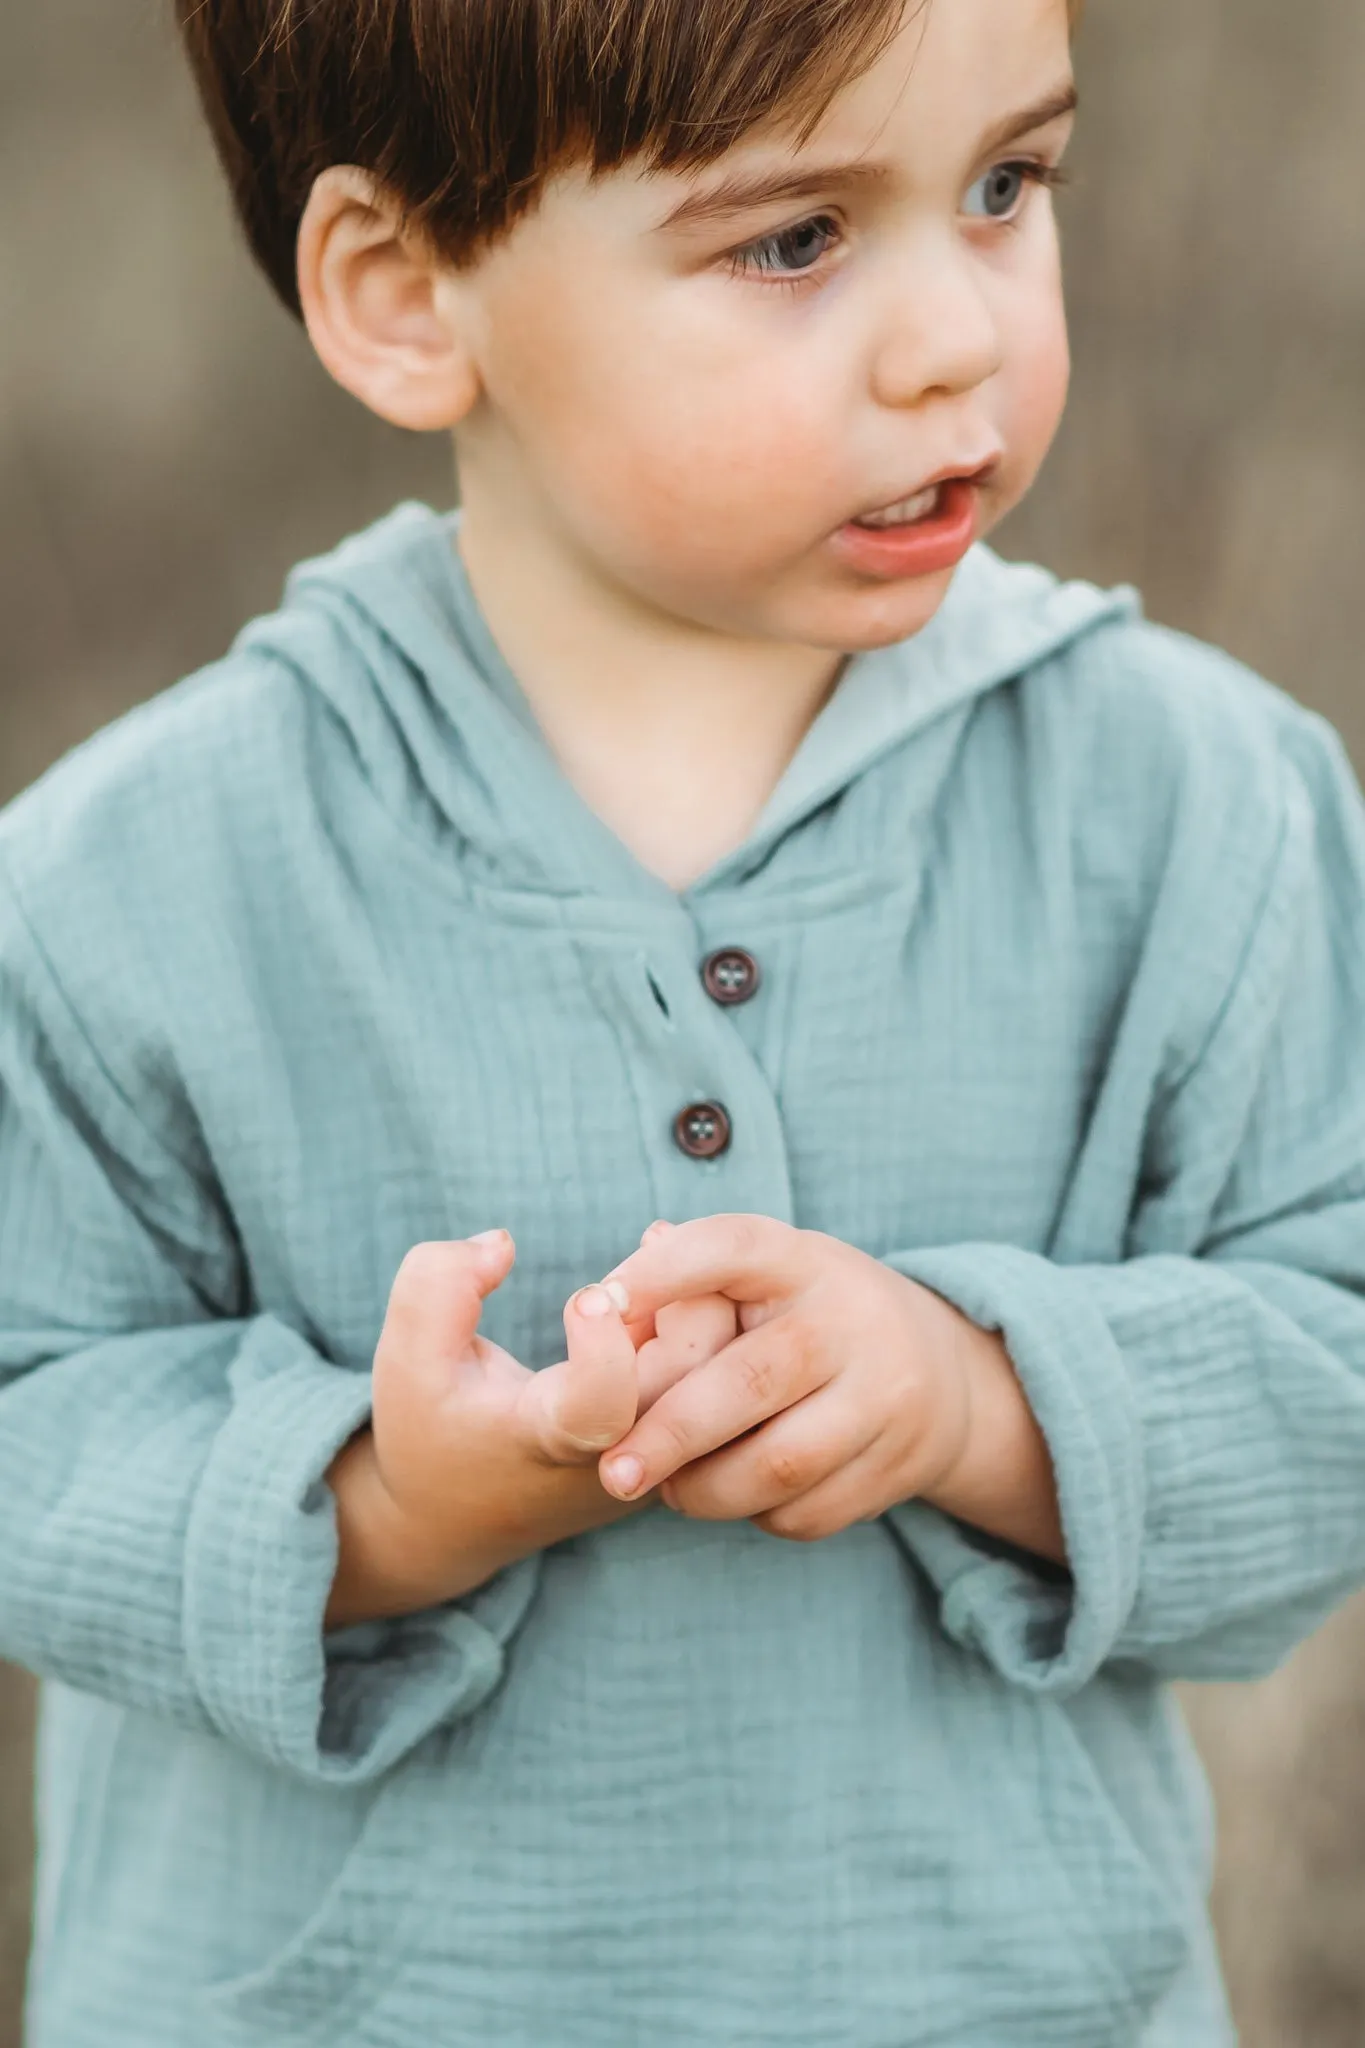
[5, 505, 1365, 2044]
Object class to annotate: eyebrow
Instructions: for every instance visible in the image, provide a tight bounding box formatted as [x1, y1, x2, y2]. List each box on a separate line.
[977, 80, 1078, 161]
[656, 80, 1079, 234]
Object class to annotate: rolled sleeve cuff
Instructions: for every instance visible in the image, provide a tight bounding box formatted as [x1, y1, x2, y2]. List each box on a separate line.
[183, 1315, 529, 1781]
[883, 1244, 1144, 1696]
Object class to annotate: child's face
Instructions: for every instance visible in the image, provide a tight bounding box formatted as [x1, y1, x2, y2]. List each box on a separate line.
[455, 0, 1074, 653]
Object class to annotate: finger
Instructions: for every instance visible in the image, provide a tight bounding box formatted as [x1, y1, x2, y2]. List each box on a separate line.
[621, 1308, 659, 1351]
[377, 1231, 516, 1388]
[662, 1389, 878, 1522]
[635, 1295, 741, 1409]
[612, 1219, 673, 1348]
[598, 1315, 828, 1500]
[751, 1441, 910, 1544]
[601, 1214, 805, 1324]
[633, 1338, 691, 1412]
[656, 1294, 740, 1357]
[520, 1286, 639, 1462]
[638, 1294, 736, 1392]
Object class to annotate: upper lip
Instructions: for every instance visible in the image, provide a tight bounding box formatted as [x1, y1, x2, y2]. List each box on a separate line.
[850, 455, 1002, 523]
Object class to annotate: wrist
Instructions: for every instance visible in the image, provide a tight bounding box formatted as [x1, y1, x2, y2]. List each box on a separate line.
[919, 1309, 1066, 1567]
[326, 1430, 490, 1628]
[325, 1428, 656, 1631]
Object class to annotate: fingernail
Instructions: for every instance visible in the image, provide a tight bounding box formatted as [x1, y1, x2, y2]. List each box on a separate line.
[468, 1229, 508, 1248]
[642, 1220, 673, 1243]
[603, 1455, 645, 1497]
[574, 1285, 613, 1319]
[602, 1279, 631, 1314]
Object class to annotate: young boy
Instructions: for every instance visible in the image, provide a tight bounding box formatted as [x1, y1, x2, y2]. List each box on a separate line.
[4, 0, 1365, 2039]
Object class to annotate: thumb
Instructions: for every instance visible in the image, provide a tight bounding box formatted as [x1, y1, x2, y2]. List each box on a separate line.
[519, 1284, 638, 1463]
[376, 1230, 516, 1387]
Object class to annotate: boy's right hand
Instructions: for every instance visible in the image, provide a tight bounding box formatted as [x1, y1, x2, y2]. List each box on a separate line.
[325, 1229, 736, 1628]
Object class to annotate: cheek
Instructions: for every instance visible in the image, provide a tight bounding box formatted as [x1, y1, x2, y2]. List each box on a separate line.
[581, 353, 841, 562]
[489, 270, 844, 560]
[1022, 320, 1071, 455]
[997, 279, 1071, 484]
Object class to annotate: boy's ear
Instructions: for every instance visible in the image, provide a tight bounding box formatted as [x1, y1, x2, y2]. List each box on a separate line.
[296, 168, 482, 431]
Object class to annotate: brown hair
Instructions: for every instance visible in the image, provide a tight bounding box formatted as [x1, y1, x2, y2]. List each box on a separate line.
[177, 0, 1080, 320]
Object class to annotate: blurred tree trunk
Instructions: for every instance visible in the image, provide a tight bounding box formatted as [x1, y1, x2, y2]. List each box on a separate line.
[0, 1669, 34, 2048]
[1181, 1604, 1365, 2048]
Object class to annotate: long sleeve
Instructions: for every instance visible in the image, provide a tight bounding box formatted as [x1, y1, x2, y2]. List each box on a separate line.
[886, 713, 1365, 1697]
[0, 866, 529, 1783]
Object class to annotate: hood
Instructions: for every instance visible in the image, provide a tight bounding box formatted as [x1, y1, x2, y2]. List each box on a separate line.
[239, 502, 1138, 900]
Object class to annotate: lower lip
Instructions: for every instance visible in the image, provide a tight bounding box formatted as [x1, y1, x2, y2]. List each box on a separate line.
[830, 477, 981, 581]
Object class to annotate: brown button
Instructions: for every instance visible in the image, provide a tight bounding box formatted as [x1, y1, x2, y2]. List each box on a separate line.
[701, 948, 761, 1007]
[673, 1101, 732, 1160]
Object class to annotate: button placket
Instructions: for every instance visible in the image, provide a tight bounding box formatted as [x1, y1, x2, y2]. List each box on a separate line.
[580, 924, 793, 1224]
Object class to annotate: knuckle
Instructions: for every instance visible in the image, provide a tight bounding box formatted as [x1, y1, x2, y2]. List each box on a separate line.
[724, 1214, 764, 1264]
[740, 1349, 779, 1406]
[760, 1444, 811, 1496]
[786, 1322, 821, 1381]
[795, 1225, 834, 1261]
[657, 1409, 701, 1466]
[392, 1239, 458, 1300]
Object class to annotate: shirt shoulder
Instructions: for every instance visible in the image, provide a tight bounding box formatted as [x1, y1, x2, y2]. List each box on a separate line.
[0, 508, 474, 954]
[0, 637, 358, 1111]
[0, 646, 315, 902]
[970, 606, 1363, 1083]
[1016, 610, 1350, 906]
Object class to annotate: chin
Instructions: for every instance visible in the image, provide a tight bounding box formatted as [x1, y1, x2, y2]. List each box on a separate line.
[794, 567, 962, 655]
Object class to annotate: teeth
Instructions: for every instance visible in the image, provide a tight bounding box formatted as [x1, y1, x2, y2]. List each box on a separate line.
[855, 485, 942, 530]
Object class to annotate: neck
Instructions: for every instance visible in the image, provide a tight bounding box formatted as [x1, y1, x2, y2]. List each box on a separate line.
[456, 489, 844, 892]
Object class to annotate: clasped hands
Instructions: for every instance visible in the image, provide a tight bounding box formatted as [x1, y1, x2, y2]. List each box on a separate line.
[332, 1215, 1063, 1631]
[597, 1217, 979, 1538]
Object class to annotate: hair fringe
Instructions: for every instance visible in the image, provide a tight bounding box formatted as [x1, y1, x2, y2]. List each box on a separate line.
[177, 0, 1078, 318]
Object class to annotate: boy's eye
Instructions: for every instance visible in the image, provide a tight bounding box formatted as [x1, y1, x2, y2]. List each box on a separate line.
[963, 161, 1038, 222]
[731, 213, 840, 280]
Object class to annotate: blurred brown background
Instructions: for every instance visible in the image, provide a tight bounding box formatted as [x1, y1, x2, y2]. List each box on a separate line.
[3, 0, 1365, 2042]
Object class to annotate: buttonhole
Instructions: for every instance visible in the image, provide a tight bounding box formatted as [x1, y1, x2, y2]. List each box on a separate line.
[646, 969, 671, 1022]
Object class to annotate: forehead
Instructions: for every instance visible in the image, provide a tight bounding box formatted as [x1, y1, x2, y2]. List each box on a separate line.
[489, 0, 1071, 260]
[756, 0, 1073, 167]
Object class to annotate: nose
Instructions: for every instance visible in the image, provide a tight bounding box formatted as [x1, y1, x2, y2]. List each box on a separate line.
[869, 232, 1004, 408]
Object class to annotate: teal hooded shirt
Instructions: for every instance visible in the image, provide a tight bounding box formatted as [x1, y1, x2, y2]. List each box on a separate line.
[4, 504, 1365, 2046]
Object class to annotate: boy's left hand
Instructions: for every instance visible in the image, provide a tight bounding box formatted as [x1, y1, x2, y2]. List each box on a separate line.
[596, 1215, 1064, 1561]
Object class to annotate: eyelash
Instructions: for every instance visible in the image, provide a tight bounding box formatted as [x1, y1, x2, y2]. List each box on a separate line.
[727, 160, 1072, 290]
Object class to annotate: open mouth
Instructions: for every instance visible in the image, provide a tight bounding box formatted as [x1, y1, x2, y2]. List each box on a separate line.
[831, 465, 996, 581]
[853, 484, 944, 530]
[851, 463, 997, 530]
